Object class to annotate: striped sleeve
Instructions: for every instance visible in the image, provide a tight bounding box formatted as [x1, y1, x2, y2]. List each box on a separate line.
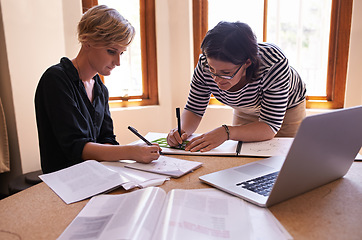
[259, 58, 290, 133]
[257, 43, 305, 132]
[185, 55, 212, 116]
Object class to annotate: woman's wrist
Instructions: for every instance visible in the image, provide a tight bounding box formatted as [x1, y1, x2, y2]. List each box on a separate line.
[222, 124, 230, 140]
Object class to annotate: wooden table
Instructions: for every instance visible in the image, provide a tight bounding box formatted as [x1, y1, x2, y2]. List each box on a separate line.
[0, 156, 361, 240]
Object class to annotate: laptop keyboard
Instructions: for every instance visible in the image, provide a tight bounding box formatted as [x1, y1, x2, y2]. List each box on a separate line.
[236, 171, 279, 197]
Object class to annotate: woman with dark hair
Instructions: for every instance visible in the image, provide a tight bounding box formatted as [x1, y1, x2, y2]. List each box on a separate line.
[167, 21, 306, 152]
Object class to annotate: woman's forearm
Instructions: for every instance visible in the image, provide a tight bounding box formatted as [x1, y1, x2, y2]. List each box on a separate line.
[229, 121, 275, 142]
[82, 142, 161, 163]
[181, 109, 202, 136]
[82, 143, 133, 161]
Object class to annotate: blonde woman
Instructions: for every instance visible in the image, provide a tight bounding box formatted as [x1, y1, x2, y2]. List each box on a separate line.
[35, 5, 161, 173]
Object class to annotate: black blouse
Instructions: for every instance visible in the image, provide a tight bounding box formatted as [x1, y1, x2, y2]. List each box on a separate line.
[35, 57, 119, 173]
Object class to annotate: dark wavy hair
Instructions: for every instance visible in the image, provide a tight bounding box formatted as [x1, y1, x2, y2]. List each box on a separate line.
[201, 21, 260, 82]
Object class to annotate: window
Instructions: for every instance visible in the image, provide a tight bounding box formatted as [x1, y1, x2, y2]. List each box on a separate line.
[193, 0, 352, 109]
[82, 0, 158, 108]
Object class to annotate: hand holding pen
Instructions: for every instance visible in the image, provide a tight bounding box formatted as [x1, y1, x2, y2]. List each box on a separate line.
[128, 126, 152, 145]
[166, 108, 187, 148]
[128, 126, 163, 156]
[176, 107, 182, 148]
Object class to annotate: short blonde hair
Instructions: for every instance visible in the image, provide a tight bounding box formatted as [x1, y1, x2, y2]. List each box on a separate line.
[78, 5, 135, 47]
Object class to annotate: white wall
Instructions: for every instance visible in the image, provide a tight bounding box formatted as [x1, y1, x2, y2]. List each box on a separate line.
[111, 0, 195, 145]
[0, 0, 82, 193]
[0, 0, 361, 195]
[0, 0, 83, 173]
[345, 0, 362, 107]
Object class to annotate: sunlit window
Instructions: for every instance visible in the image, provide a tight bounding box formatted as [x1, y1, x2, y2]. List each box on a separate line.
[267, 0, 331, 97]
[99, 0, 143, 98]
[195, 0, 352, 109]
[84, 0, 159, 107]
[208, 0, 264, 40]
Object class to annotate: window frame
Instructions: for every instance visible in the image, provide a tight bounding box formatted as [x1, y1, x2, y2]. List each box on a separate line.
[82, 0, 159, 108]
[192, 0, 353, 109]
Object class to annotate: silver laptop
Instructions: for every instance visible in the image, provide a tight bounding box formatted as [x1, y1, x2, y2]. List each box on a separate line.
[199, 106, 362, 207]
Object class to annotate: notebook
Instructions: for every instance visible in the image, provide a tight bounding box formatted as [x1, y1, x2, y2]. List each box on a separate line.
[144, 132, 293, 157]
[199, 106, 362, 207]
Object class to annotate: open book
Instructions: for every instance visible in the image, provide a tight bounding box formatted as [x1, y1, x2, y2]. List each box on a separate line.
[39, 160, 169, 204]
[57, 187, 292, 240]
[144, 132, 293, 157]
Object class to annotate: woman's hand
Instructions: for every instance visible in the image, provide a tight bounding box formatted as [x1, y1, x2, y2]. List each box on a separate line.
[184, 126, 228, 152]
[131, 143, 161, 163]
[167, 128, 188, 147]
[166, 109, 203, 148]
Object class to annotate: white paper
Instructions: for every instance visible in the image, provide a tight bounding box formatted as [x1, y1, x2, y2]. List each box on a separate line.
[124, 155, 203, 178]
[152, 188, 292, 240]
[58, 187, 292, 240]
[152, 189, 250, 240]
[100, 161, 169, 189]
[40, 160, 128, 204]
[57, 187, 166, 240]
[240, 138, 293, 157]
[40, 160, 169, 204]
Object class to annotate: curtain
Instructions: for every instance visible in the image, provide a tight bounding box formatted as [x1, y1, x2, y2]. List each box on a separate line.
[0, 97, 10, 173]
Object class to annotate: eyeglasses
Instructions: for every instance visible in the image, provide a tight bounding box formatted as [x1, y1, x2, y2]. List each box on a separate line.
[205, 63, 243, 80]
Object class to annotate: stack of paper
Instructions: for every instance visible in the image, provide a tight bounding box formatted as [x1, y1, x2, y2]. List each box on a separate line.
[39, 160, 169, 204]
[40, 155, 203, 204]
[124, 155, 202, 178]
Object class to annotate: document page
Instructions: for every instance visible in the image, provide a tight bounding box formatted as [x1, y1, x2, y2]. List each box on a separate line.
[124, 155, 203, 178]
[101, 161, 169, 189]
[58, 187, 166, 240]
[58, 187, 292, 240]
[40, 160, 128, 204]
[152, 188, 250, 240]
[240, 138, 294, 157]
[40, 160, 170, 204]
[152, 189, 292, 240]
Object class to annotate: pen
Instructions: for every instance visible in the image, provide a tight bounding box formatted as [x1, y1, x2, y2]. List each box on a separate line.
[176, 107, 182, 148]
[236, 141, 243, 156]
[128, 126, 152, 145]
[176, 107, 181, 137]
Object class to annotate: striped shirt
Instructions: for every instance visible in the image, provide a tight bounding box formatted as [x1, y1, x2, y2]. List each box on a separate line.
[185, 43, 306, 133]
